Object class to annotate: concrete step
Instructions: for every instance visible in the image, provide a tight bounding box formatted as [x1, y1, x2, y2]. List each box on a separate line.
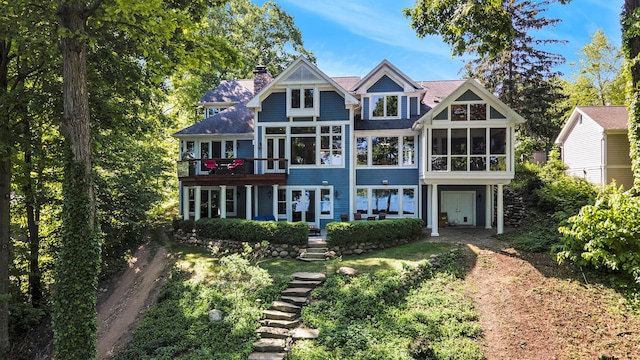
[281, 287, 312, 298]
[280, 296, 308, 306]
[260, 318, 300, 329]
[306, 247, 328, 253]
[262, 309, 298, 321]
[271, 300, 301, 313]
[302, 252, 327, 259]
[252, 338, 287, 352]
[256, 326, 289, 339]
[290, 327, 320, 340]
[288, 280, 323, 288]
[248, 352, 286, 360]
[292, 272, 327, 282]
[297, 257, 327, 262]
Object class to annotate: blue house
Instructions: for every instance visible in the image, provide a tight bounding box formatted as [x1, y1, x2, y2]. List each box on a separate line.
[174, 57, 524, 235]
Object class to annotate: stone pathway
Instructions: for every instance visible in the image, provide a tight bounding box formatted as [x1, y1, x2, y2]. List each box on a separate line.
[249, 272, 326, 360]
[297, 237, 329, 262]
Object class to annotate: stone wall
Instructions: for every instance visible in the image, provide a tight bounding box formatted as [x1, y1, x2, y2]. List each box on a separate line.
[497, 186, 527, 227]
[174, 229, 416, 259]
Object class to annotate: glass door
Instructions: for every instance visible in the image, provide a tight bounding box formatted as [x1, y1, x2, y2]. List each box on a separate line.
[266, 137, 286, 172]
[291, 189, 317, 226]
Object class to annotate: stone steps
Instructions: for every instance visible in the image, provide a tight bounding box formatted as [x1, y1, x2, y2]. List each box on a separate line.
[249, 270, 325, 359]
[281, 287, 312, 298]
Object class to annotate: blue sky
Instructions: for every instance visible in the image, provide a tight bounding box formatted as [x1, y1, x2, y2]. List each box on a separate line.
[257, 0, 622, 81]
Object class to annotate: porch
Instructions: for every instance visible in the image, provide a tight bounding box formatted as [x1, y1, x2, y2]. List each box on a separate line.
[178, 157, 288, 187]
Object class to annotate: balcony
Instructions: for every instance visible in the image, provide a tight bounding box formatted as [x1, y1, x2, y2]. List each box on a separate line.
[177, 158, 289, 186]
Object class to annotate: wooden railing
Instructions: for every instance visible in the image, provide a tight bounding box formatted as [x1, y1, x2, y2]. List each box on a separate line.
[177, 157, 289, 178]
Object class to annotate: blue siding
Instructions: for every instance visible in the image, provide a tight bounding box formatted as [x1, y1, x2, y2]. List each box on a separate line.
[237, 140, 253, 158]
[368, 75, 403, 93]
[410, 97, 418, 116]
[355, 168, 419, 186]
[401, 96, 408, 118]
[319, 91, 349, 121]
[363, 98, 369, 120]
[258, 92, 286, 122]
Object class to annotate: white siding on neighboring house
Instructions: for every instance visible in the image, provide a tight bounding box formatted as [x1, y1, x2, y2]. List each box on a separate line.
[562, 115, 604, 184]
[606, 133, 633, 189]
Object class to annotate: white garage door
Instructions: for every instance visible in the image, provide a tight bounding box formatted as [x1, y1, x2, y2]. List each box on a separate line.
[441, 191, 475, 226]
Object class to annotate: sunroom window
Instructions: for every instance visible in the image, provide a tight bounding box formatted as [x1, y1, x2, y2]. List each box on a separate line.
[356, 135, 416, 167]
[430, 127, 507, 172]
[451, 103, 487, 121]
[371, 95, 399, 118]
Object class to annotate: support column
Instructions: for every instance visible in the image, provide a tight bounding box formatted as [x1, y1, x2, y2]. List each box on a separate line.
[426, 184, 432, 229]
[182, 186, 189, 220]
[194, 186, 201, 221]
[272, 184, 279, 218]
[485, 185, 492, 229]
[245, 185, 253, 220]
[220, 185, 227, 219]
[497, 184, 504, 234]
[431, 184, 439, 236]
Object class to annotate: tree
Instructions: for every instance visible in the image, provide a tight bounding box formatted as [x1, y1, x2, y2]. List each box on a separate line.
[53, 0, 238, 357]
[406, 0, 568, 153]
[623, 0, 640, 190]
[577, 29, 624, 106]
[171, 0, 315, 125]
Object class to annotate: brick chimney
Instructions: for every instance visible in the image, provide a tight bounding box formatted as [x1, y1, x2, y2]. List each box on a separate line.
[253, 65, 273, 95]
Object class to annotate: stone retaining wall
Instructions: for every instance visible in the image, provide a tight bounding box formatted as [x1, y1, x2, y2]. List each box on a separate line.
[174, 229, 415, 259]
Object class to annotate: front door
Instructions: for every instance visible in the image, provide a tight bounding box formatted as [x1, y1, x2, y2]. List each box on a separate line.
[441, 191, 475, 226]
[291, 189, 317, 226]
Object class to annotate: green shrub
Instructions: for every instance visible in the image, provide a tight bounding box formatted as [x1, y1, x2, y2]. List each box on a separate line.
[325, 218, 424, 247]
[557, 184, 640, 283]
[194, 218, 307, 245]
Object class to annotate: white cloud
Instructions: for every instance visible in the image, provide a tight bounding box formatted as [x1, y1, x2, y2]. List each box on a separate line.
[279, 0, 452, 57]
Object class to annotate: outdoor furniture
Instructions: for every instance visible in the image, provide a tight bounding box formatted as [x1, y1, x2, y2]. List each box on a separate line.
[367, 216, 376, 221]
[378, 211, 387, 220]
[252, 216, 266, 221]
[204, 159, 217, 174]
[265, 215, 276, 221]
[353, 212, 362, 220]
[340, 214, 348, 222]
[309, 226, 321, 236]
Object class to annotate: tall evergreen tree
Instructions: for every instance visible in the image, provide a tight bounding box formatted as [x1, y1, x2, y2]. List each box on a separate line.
[405, 0, 569, 153]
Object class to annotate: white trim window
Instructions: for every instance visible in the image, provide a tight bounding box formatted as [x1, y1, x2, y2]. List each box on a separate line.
[288, 125, 344, 167]
[287, 87, 319, 117]
[355, 187, 417, 216]
[430, 127, 507, 171]
[356, 135, 416, 167]
[370, 94, 399, 119]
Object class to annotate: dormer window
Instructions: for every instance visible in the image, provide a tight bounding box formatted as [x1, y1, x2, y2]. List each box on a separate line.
[205, 107, 228, 119]
[287, 87, 319, 117]
[371, 94, 399, 119]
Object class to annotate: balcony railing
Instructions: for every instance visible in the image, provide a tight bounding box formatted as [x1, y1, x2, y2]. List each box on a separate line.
[177, 157, 289, 178]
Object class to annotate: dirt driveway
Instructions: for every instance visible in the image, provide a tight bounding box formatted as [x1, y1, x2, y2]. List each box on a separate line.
[431, 227, 640, 360]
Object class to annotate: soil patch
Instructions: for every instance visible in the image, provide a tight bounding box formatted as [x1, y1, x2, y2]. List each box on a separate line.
[434, 227, 640, 359]
[96, 241, 172, 359]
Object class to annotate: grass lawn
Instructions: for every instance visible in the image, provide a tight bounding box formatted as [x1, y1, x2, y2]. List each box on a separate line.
[115, 238, 477, 359]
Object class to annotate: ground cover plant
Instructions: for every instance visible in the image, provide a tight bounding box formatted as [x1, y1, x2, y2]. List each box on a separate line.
[290, 251, 483, 359]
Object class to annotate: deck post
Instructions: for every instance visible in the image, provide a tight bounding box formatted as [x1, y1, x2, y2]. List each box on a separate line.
[497, 184, 504, 234]
[431, 183, 439, 236]
[245, 185, 253, 220]
[485, 185, 492, 229]
[220, 185, 227, 218]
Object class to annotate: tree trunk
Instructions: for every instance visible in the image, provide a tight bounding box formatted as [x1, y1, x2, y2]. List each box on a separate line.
[23, 118, 43, 307]
[623, 0, 640, 190]
[0, 39, 12, 357]
[53, 1, 101, 358]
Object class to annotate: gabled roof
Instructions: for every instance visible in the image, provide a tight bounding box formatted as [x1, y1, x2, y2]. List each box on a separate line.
[246, 56, 359, 110]
[418, 80, 466, 109]
[579, 106, 628, 130]
[413, 79, 526, 129]
[351, 59, 423, 94]
[173, 103, 254, 137]
[332, 76, 361, 92]
[555, 106, 628, 144]
[199, 80, 254, 105]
